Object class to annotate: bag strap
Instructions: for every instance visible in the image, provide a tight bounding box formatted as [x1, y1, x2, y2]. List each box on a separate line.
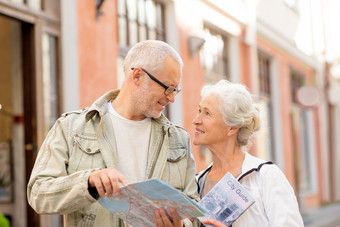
[196, 165, 212, 194]
[237, 161, 274, 182]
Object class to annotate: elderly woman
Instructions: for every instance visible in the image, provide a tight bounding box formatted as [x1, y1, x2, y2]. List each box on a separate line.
[193, 80, 304, 227]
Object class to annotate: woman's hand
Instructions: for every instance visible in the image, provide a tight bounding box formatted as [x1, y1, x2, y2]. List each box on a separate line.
[202, 219, 227, 227]
[154, 207, 183, 227]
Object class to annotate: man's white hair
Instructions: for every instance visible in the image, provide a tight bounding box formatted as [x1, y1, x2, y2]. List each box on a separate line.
[123, 40, 183, 76]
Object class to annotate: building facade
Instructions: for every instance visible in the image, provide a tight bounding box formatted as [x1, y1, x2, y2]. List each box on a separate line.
[0, 0, 339, 226]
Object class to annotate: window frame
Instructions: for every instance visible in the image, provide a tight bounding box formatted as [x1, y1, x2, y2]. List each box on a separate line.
[200, 25, 230, 84]
[117, 0, 166, 56]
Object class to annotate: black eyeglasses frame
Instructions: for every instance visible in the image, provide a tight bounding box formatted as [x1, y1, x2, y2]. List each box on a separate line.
[131, 67, 181, 96]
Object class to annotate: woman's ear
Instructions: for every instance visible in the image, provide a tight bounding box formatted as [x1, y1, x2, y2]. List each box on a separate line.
[227, 126, 239, 136]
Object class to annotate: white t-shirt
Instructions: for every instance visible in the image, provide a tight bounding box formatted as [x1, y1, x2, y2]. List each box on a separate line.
[107, 101, 151, 183]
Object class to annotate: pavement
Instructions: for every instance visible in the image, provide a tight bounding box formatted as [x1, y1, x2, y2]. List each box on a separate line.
[302, 202, 340, 227]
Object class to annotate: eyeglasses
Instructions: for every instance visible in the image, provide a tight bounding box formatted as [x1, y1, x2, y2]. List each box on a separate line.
[131, 67, 181, 96]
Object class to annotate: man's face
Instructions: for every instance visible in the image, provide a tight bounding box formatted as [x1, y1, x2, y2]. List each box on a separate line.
[135, 56, 181, 119]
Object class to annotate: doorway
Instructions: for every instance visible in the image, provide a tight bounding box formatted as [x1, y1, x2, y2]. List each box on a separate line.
[0, 14, 39, 227]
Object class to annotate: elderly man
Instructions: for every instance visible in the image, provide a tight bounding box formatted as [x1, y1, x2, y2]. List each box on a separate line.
[27, 40, 199, 226]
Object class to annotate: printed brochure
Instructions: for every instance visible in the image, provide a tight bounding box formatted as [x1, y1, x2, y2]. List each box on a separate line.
[198, 172, 255, 227]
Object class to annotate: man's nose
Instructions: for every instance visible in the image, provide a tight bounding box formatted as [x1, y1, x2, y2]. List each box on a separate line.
[166, 93, 175, 103]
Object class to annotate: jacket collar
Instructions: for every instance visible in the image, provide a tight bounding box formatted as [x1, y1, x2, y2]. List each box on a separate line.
[84, 89, 171, 128]
[85, 90, 119, 122]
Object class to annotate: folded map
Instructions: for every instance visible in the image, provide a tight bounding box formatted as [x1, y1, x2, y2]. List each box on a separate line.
[98, 179, 206, 226]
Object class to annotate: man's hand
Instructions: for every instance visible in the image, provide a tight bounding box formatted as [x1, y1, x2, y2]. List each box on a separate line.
[202, 219, 227, 227]
[88, 169, 128, 197]
[154, 207, 183, 227]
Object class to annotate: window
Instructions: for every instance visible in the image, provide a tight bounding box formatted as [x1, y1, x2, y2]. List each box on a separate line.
[290, 70, 305, 103]
[290, 69, 316, 193]
[42, 33, 60, 132]
[10, 0, 40, 9]
[5, 0, 60, 14]
[256, 52, 275, 161]
[117, 0, 165, 54]
[200, 27, 230, 84]
[258, 52, 271, 97]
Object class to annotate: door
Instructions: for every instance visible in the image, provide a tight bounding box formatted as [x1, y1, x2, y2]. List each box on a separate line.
[0, 14, 40, 227]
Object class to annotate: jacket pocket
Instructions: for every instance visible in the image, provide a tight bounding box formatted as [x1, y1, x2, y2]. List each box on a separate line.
[74, 202, 102, 227]
[76, 213, 96, 227]
[164, 146, 187, 190]
[73, 133, 101, 154]
[167, 146, 186, 163]
[68, 132, 105, 172]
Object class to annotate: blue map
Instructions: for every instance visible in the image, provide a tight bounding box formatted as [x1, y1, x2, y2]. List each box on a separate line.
[99, 179, 206, 227]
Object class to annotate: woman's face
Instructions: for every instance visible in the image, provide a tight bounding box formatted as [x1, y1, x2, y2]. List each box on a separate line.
[192, 93, 230, 147]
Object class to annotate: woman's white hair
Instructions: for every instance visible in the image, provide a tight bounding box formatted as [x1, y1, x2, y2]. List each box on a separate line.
[201, 80, 261, 146]
[123, 40, 183, 76]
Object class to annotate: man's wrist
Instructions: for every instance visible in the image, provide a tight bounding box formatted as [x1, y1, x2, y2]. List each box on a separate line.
[88, 187, 100, 200]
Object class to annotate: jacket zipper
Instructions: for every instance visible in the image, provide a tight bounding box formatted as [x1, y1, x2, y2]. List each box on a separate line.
[148, 126, 166, 178]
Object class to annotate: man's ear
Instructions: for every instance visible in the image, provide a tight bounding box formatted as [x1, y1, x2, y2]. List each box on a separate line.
[131, 68, 143, 85]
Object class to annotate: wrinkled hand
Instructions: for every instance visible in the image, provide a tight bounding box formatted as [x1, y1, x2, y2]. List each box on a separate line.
[88, 169, 128, 197]
[155, 207, 183, 227]
[202, 219, 226, 227]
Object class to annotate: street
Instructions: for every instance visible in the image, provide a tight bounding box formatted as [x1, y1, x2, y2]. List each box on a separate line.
[302, 202, 340, 227]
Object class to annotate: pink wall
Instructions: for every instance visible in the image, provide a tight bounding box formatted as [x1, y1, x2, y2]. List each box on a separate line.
[174, 0, 206, 172]
[177, 26, 206, 172]
[257, 36, 321, 206]
[77, 0, 118, 108]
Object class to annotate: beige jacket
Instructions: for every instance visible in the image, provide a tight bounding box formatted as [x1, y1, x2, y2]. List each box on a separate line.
[27, 90, 199, 226]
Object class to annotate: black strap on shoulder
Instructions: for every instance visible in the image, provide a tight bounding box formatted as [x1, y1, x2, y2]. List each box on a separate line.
[237, 161, 273, 182]
[197, 161, 274, 199]
[196, 165, 212, 194]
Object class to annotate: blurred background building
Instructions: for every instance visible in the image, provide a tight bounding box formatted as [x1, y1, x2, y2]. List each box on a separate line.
[0, 0, 339, 226]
